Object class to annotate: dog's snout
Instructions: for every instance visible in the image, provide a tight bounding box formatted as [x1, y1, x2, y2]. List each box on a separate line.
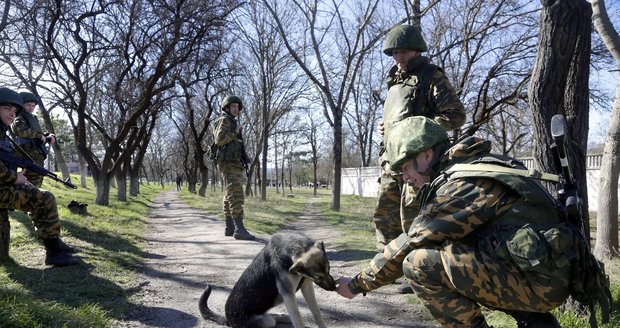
[317, 275, 337, 291]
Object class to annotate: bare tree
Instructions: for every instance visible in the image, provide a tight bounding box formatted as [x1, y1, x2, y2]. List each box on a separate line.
[262, 0, 387, 210]
[592, 0, 620, 259]
[45, 0, 237, 205]
[232, 2, 308, 201]
[529, 0, 592, 234]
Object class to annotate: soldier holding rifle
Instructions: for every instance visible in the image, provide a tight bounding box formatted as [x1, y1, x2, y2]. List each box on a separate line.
[212, 95, 254, 241]
[0, 87, 80, 266]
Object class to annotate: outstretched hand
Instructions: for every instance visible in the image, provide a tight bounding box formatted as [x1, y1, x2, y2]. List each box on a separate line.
[336, 276, 357, 299]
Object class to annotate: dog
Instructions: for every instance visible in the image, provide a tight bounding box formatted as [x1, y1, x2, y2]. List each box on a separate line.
[199, 232, 337, 328]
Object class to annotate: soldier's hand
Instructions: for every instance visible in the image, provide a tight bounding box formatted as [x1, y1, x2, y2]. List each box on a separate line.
[378, 121, 384, 137]
[335, 276, 357, 299]
[46, 134, 56, 144]
[16, 171, 30, 185]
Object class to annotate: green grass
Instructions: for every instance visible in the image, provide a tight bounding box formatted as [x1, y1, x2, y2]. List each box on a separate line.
[0, 175, 162, 327]
[2, 180, 620, 327]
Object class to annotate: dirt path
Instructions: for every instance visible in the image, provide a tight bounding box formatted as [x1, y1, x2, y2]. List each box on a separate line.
[114, 190, 436, 328]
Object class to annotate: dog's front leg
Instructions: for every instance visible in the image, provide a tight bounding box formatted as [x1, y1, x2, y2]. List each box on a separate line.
[277, 275, 305, 328]
[300, 280, 328, 328]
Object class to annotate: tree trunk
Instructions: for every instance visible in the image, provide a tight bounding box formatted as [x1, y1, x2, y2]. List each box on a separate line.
[592, 0, 620, 259]
[95, 175, 111, 205]
[78, 153, 88, 187]
[528, 0, 591, 235]
[331, 112, 342, 210]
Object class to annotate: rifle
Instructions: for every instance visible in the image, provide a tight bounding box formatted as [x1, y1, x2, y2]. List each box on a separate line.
[236, 119, 251, 179]
[0, 147, 77, 189]
[550, 114, 613, 327]
[550, 114, 584, 233]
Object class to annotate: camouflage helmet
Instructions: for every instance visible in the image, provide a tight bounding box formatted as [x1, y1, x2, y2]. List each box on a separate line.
[19, 91, 39, 105]
[220, 95, 243, 112]
[0, 87, 24, 113]
[383, 24, 428, 56]
[386, 116, 448, 170]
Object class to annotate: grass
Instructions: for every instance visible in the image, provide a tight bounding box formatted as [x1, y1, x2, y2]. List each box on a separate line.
[1, 180, 619, 327]
[0, 175, 162, 327]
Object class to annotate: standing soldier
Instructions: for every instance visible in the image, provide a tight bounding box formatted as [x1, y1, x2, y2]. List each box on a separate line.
[11, 91, 56, 188]
[374, 24, 466, 293]
[212, 95, 254, 241]
[336, 117, 574, 327]
[0, 87, 79, 266]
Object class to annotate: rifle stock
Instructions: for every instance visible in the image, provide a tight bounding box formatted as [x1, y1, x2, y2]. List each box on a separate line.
[0, 148, 77, 189]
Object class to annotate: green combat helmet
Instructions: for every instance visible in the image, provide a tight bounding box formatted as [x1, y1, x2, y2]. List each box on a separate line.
[385, 116, 448, 169]
[221, 95, 243, 112]
[0, 87, 24, 113]
[19, 91, 39, 105]
[383, 24, 428, 56]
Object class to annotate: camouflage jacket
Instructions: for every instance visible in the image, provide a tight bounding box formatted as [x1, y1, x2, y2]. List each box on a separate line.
[212, 111, 243, 164]
[350, 136, 563, 293]
[0, 126, 19, 185]
[11, 110, 46, 157]
[382, 56, 465, 139]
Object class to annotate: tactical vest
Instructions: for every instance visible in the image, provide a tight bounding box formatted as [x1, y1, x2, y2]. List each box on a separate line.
[382, 63, 440, 137]
[212, 113, 242, 163]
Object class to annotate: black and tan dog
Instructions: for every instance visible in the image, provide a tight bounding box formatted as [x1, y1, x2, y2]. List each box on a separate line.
[199, 232, 336, 328]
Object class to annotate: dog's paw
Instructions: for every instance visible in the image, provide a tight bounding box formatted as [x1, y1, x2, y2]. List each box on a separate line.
[270, 313, 292, 323]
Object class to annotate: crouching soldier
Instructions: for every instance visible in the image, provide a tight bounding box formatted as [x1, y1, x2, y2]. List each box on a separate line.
[0, 87, 80, 266]
[336, 116, 579, 327]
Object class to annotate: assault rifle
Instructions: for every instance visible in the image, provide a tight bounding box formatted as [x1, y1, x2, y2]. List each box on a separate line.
[236, 119, 251, 179]
[550, 114, 584, 233]
[0, 148, 77, 189]
[550, 114, 612, 327]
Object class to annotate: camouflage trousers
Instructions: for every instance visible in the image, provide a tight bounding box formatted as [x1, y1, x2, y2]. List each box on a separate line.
[372, 166, 420, 250]
[21, 144, 46, 188]
[0, 184, 60, 239]
[217, 162, 245, 218]
[402, 242, 570, 328]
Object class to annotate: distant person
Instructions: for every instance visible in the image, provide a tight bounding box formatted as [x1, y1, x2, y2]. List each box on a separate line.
[335, 117, 580, 327]
[211, 95, 254, 240]
[176, 175, 182, 191]
[0, 87, 79, 266]
[373, 24, 466, 293]
[12, 91, 56, 188]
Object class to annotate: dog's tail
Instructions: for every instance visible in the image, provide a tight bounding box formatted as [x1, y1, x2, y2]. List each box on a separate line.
[198, 285, 228, 325]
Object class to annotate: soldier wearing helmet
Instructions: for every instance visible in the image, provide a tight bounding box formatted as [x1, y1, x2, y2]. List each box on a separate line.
[11, 91, 57, 188]
[337, 117, 572, 327]
[211, 95, 255, 240]
[0, 87, 80, 266]
[371, 24, 466, 294]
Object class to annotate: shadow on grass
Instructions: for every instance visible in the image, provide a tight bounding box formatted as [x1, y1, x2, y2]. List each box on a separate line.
[328, 248, 377, 262]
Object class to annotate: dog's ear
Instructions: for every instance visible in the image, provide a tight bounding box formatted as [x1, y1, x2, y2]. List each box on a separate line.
[314, 241, 325, 252]
[289, 258, 308, 276]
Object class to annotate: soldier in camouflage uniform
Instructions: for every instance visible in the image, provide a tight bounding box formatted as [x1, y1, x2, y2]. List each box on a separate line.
[11, 91, 56, 188]
[337, 117, 570, 327]
[0, 87, 79, 266]
[375, 24, 465, 293]
[212, 95, 254, 240]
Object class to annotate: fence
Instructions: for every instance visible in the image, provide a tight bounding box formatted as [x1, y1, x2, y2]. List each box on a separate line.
[341, 154, 612, 211]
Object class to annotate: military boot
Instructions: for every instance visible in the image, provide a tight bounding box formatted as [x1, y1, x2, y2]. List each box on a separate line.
[58, 238, 77, 253]
[224, 216, 235, 236]
[505, 310, 561, 328]
[44, 238, 81, 266]
[233, 217, 255, 240]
